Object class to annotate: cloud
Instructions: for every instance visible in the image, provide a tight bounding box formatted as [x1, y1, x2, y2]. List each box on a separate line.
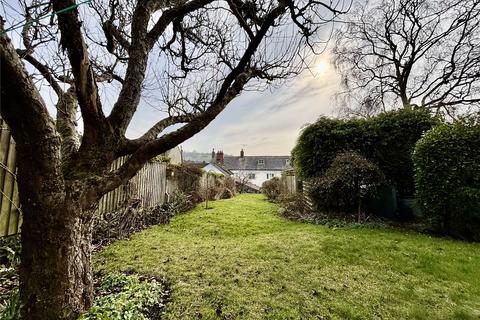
[178, 68, 340, 155]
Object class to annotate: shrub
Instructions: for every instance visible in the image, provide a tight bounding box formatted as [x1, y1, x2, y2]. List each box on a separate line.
[278, 193, 311, 220]
[0, 291, 19, 320]
[198, 174, 236, 202]
[261, 177, 283, 201]
[309, 152, 385, 220]
[292, 108, 438, 195]
[168, 164, 203, 195]
[0, 235, 20, 267]
[413, 123, 480, 241]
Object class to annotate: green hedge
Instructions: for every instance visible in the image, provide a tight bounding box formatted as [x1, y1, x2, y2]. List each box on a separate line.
[292, 108, 438, 195]
[413, 123, 480, 241]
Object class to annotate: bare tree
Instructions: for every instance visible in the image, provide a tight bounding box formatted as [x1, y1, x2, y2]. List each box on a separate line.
[0, 0, 348, 318]
[333, 0, 480, 118]
[233, 170, 253, 192]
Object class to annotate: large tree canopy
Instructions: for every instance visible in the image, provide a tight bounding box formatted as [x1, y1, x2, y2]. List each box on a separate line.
[333, 0, 480, 118]
[0, 0, 348, 319]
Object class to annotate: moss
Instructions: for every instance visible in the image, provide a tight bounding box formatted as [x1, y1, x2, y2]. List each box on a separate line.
[95, 194, 480, 319]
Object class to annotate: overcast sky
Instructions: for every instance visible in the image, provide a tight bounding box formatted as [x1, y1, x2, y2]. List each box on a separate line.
[129, 58, 340, 156]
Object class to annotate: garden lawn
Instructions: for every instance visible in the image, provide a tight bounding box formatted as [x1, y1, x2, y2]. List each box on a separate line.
[95, 194, 480, 320]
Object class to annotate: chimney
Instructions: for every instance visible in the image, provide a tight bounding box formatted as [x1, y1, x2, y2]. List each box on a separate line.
[216, 150, 224, 165]
[211, 148, 215, 162]
[240, 148, 244, 158]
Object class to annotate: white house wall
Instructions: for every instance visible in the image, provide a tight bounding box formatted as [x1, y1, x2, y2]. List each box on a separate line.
[230, 170, 282, 187]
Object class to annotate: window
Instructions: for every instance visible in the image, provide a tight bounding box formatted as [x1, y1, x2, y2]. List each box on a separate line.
[248, 173, 256, 179]
[285, 159, 290, 166]
[257, 159, 265, 165]
[267, 173, 275, 179]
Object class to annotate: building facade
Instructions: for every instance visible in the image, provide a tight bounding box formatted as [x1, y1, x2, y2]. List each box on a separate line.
[206, 149, 291, 187]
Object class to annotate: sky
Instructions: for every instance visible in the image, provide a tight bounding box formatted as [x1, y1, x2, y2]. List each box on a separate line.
[128, 59, 340, 156]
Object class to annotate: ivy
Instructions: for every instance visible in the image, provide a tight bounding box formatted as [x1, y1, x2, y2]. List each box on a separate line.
[292, 108, 438, 195]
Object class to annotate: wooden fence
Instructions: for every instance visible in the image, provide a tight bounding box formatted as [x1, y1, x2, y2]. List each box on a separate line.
[97, 158, 171, 215]
[302, 180, 314, 211]
[0, 120, 21, 237]
[0, 122, 175, 236]
[282, 174, 297, 194]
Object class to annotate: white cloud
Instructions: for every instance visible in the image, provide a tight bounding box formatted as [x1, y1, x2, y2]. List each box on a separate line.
[180, 67, 340, 155]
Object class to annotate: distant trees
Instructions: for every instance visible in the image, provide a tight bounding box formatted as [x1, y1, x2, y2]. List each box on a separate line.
[333, 0, 480, 118]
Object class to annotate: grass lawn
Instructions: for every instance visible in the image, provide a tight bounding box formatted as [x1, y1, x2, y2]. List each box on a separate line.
[95, 194, 480, 319]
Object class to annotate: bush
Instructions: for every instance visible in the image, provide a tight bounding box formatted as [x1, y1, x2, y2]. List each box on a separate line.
[198, 174, 236, 202]
[278, 193, 311, 220]
[413, 123, 480, 241]
[309, 152, 385, 220]
[261, 177, 283, 201]
[292, 108, 438, 195]
[168, 164, 203, 195]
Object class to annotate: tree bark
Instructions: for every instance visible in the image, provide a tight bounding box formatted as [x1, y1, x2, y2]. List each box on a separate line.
[14, 139, 95, 319]
[19, 202, 93, 320]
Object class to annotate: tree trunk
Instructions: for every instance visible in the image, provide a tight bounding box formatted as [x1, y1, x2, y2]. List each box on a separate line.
[18, 195, 94, 320]
[13, 137, 95, 320]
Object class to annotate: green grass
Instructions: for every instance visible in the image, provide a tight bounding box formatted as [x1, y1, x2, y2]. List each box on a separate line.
[95, 194, 480, 319]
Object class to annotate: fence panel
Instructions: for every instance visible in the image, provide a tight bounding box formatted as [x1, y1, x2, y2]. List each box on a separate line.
[97, 160, 171, 214]
[302, 180, 314, 212]
[283, 175, 297, 194]
[0, 120, 21, 237]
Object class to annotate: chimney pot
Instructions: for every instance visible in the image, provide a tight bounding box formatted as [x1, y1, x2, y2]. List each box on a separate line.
[216, 150, 224, 165]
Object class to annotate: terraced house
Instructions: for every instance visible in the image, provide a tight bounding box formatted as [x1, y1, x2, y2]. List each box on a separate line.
[206, 149, 291, 188]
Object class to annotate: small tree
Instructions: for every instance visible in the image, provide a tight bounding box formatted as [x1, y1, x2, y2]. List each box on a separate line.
[234, 171, 253, 193]
[310, 152, 385, 221]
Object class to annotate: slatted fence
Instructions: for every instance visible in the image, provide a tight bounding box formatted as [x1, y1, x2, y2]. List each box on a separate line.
[302, 180, 314, 211]
[96, 158, 171, 214]
[0, 121, 176, 236]
[282, 174, 297, 194]
[0, 120, 21, 237]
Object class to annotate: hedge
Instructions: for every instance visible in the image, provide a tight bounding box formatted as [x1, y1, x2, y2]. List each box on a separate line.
[292, 108, 438, 195]
[413, 123, 480, 241]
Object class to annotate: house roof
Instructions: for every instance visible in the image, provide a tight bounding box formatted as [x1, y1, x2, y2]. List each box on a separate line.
[223, 156, 291, 171]
[203, 162, 233, 176]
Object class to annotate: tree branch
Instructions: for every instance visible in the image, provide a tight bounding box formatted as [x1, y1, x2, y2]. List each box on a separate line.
[99, 2, 287, 195]
[107, 0, 215, 135]
[16, 49, 64, 96]
[52, 0, 105, 146]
